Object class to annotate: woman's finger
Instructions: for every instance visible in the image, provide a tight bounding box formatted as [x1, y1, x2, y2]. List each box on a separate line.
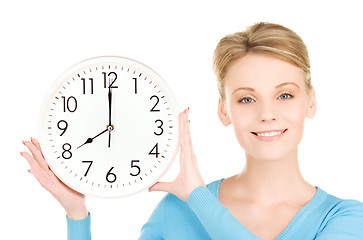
[23, 140, 48, 171]
[21, 151, 57, 193]
[30, 137, 48, 170]
[181, 109, 195, 164]
[31, 137, 41, 150]
[31, 137, 45, 158]
[30, 165, 53, 190]
[20, 150, 41, 172]
[178, 111, 186, 144]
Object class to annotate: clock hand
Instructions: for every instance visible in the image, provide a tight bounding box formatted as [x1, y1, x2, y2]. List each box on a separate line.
[77, 128, 108, 149]
[107, 82, 113, 148]
[108, 85, 112, 126]
[108, 131, 111, 148]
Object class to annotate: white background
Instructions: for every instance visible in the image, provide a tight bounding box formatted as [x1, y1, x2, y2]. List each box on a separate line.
[1, 0, 362, 239]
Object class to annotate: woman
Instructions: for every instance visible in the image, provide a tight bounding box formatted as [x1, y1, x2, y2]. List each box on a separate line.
[21, 22, 363, 239]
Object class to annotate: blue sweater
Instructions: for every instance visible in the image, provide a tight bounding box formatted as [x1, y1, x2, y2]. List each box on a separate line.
[67, 179, 363, 239]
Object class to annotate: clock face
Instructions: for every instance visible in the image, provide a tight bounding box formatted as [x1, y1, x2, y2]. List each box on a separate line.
[38, 56, 179, 198]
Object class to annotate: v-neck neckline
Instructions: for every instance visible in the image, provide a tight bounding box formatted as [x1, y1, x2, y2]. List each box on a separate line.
[214, 178, 327, 239]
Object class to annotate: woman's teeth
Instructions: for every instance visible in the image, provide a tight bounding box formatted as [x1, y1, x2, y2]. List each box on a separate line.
[256, 131, 283, 137]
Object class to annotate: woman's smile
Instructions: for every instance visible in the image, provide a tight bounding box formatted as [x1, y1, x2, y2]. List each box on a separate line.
[251, 129, 288, 141]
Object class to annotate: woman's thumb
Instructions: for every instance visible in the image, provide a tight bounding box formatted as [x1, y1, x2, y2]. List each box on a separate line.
[148, 181, 172, 193]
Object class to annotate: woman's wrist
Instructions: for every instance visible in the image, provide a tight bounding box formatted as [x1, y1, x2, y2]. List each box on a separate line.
[66, 208, 89, 220]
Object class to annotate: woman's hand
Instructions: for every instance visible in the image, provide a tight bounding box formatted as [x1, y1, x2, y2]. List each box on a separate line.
[149, 108, 205, 202]
[21, 137, 88, 220]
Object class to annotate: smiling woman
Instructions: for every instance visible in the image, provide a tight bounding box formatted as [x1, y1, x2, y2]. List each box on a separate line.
[213, 23, 363, 239]
[218, 53, 316, 164]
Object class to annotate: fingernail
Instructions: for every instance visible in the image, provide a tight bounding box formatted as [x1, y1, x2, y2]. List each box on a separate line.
[28, 169, 31, 173]
[22, 140, 26, 145]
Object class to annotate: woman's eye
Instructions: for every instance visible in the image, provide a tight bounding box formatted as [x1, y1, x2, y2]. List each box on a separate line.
[279, 93, 293, 100]
[239, 97, 254, 103]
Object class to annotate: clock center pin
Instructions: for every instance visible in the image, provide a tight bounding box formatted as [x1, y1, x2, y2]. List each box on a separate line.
[107, 124, 114, 131]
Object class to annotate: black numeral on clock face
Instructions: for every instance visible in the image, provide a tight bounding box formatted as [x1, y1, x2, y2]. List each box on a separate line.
[103, 72, 118, 88]
[154, 119, 163, 135]
[81, 78, 94, 94]
[130, 160, 141, 176]
[57, 120, 68, 136]
[62, 143, 72, 159]
[61, 96, 77, 112]
[150, 95, 160, 112]
[106, 167, 117, 183]
[133, 77, 137, 94]
[149, 143, 160, 158]
[82, 161, 93, 176]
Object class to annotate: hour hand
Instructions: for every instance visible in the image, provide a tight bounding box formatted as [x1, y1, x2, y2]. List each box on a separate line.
[77, 128, 108, 149]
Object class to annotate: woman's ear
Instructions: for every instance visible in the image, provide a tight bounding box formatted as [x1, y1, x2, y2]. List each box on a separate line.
[306, 87, 317, 119]
[218, 97, 232, 126]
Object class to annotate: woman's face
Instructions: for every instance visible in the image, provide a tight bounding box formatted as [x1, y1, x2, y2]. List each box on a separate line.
[218, 53, 316, 162]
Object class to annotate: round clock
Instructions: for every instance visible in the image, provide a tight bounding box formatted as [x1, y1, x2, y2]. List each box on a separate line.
[38, 56, 179, 198]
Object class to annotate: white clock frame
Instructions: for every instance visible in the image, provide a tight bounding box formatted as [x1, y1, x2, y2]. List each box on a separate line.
[38, 56, 179, 198]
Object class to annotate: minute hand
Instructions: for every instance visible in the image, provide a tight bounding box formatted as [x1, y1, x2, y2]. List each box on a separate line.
[108, 86, 112, 126]
[108, 86, 113, 148]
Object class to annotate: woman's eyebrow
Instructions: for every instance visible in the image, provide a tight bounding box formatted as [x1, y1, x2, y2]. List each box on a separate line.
[275, 82, 300, 89]
[232, 87, 255, 94]
[232, 82, 300, 94]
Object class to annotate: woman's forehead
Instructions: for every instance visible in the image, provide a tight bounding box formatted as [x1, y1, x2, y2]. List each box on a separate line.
[224, 53, 305, 91]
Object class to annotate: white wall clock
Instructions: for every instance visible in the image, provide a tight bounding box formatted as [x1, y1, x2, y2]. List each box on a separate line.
[38, 56, 179, 198]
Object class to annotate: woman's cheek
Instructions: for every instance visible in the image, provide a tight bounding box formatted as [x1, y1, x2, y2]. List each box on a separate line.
[283, 102, 307, 144]
[287, 101, 306, 124]
[229, 105, 255, 144]
[229, 104, 254, 126]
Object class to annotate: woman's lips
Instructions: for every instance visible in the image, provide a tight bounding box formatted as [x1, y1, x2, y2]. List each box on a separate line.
[251, 129, 288, 141]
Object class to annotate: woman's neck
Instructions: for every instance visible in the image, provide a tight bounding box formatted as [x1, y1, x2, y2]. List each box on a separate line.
[230, 150, 315, 206]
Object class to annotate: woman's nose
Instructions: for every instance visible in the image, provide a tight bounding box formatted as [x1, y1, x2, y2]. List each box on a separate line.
[258, 102, 277, 122]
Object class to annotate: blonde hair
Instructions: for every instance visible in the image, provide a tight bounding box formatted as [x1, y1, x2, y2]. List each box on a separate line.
[213, 22, 312, 102]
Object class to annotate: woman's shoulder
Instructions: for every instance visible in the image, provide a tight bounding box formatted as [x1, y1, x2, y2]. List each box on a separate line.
[328, 195, 363, 213]
[316, 187, 363, 220]
[322, 188, 363, 207]
[206, 178, 224, 197]
[308, 188, 363, 238]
